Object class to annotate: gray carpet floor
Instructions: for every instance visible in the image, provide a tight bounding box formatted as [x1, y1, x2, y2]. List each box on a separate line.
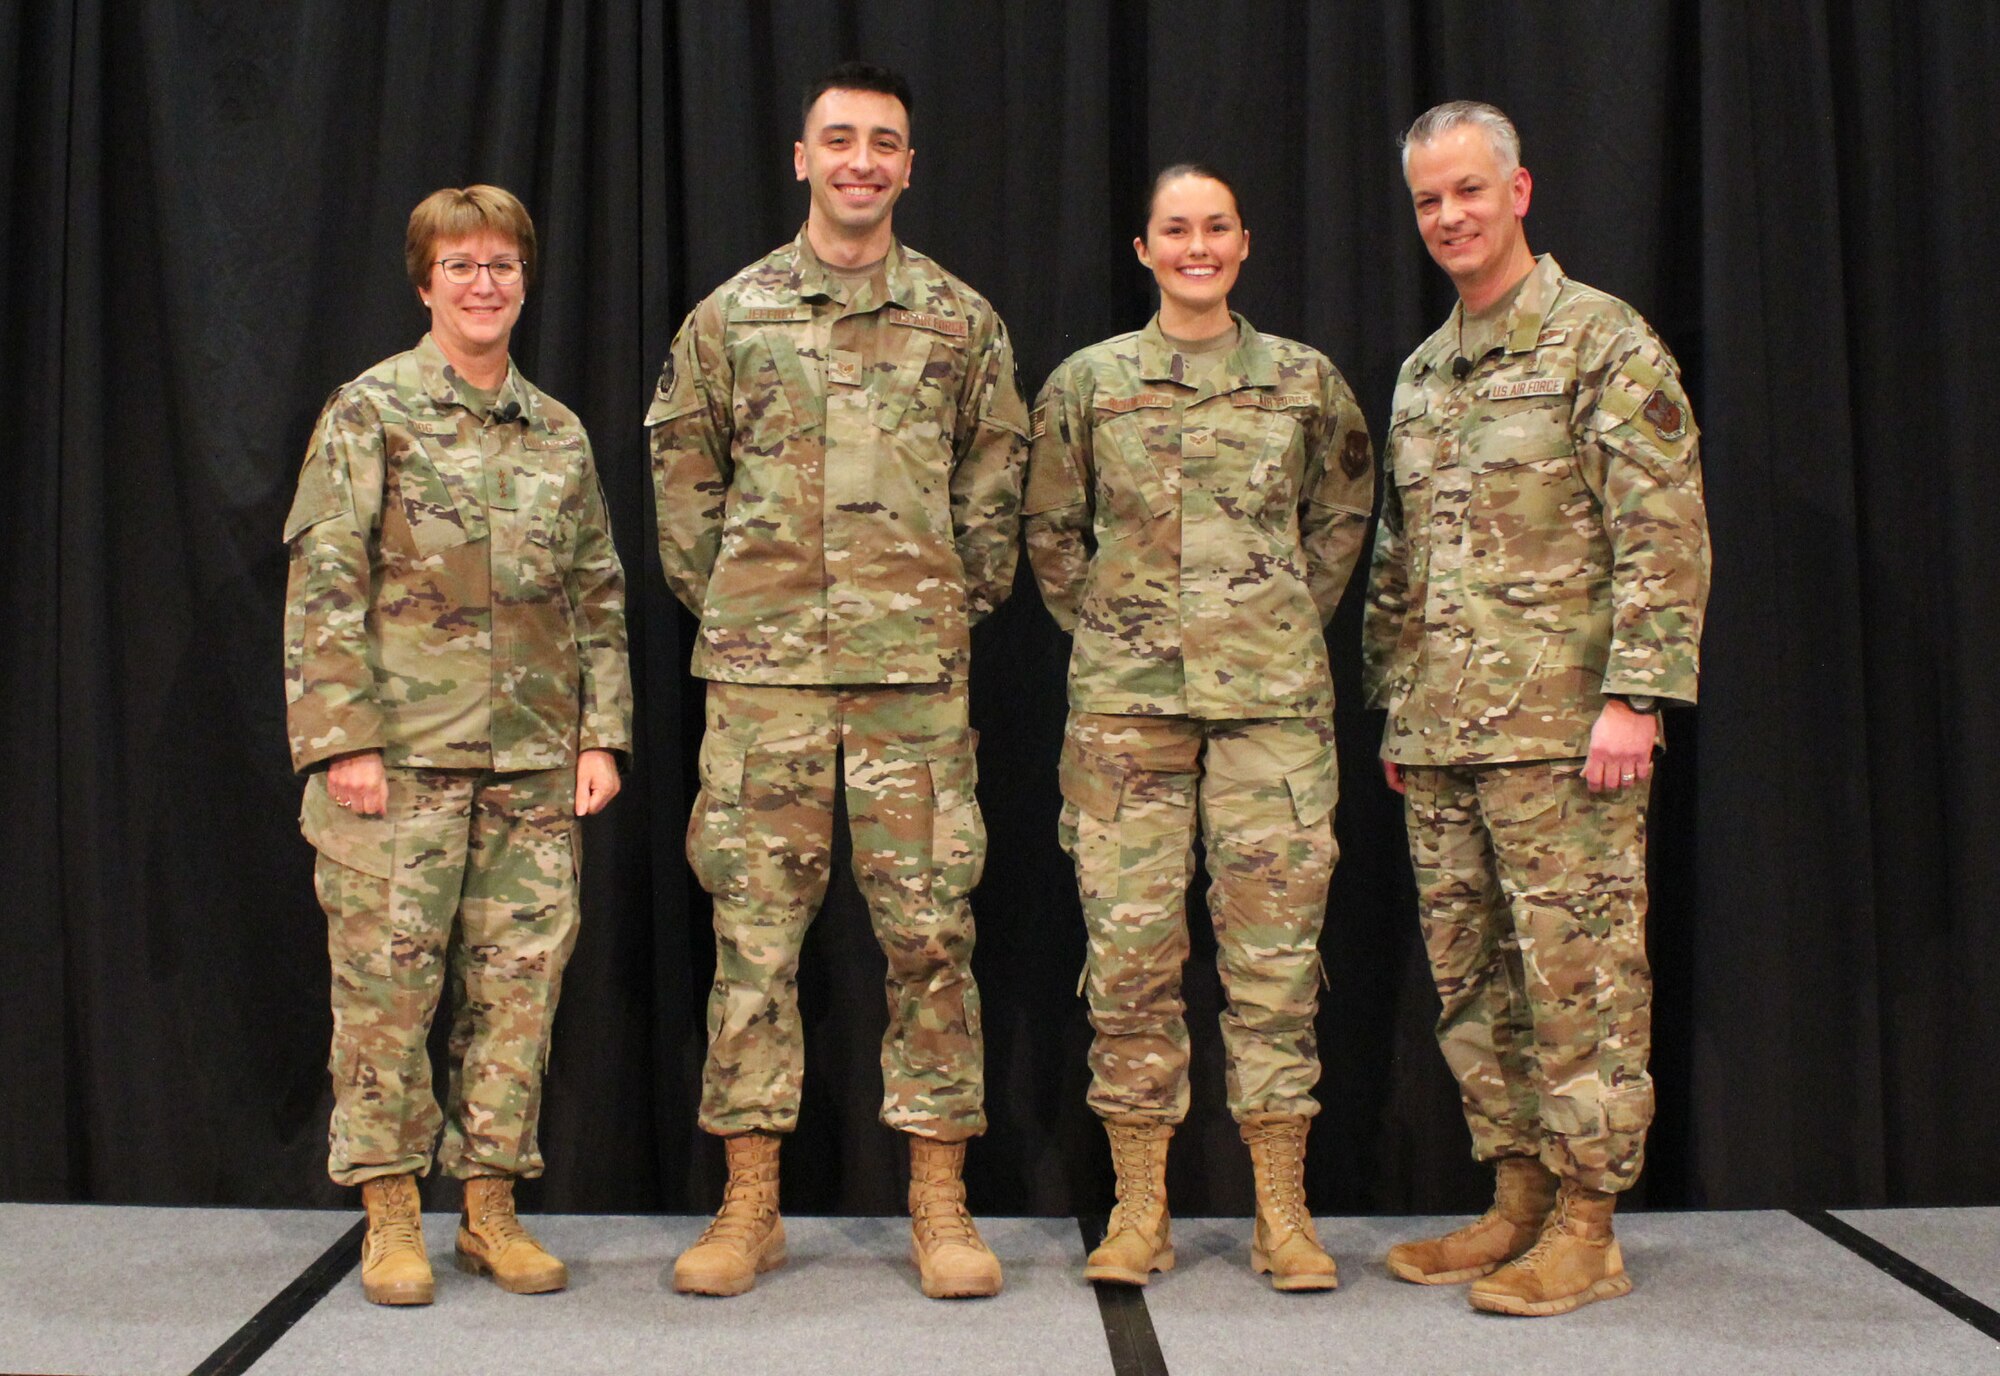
[1838, 1205, 2000, 1313]
[256, 1214, 1102, 1376]
[1, 1205, 1995, 1375]
[1147, 1211, 2000, 1375]
[0, 1203, 354, 1376]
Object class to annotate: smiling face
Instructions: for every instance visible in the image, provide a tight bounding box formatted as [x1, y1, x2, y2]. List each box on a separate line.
[794, 87, 913, 263]
[1405, 123, 1535, 312]
[1135, 174, 1249, 336]
[421, 229, 524, 379]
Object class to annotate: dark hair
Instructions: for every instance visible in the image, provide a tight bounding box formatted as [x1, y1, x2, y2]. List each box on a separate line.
[800, 61, 914, 134]
[1142, 162, 1242, 235]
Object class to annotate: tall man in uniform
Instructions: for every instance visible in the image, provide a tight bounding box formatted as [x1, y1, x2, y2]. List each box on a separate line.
[646, 62, 1028, 1300]
[1364, 101, 1710, 1316]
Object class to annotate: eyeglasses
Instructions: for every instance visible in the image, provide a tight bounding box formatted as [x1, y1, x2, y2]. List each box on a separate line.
[434, 256, 525, 286]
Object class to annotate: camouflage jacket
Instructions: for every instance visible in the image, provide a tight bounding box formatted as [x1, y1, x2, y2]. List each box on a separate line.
[646, 229, 1028, 685]
[1362, 256, 1710, 765]
[283, 334, 633, 773]
[1024, 315, 1375, 719]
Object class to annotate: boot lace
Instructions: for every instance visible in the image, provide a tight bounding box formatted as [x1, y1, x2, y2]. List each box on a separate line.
[1244, 1119, 1313, 1236]
[910, 1165, 979, 1250]
[696, 1168, 777, 1247]
[1506, 1189, 1581, 1273]
[367, 1186, 422, 1261]
[1104, 1126, 1166, 1235]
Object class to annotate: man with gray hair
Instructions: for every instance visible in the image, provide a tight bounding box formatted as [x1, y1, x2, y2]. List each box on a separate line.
[1363, 101, 1710, 1315]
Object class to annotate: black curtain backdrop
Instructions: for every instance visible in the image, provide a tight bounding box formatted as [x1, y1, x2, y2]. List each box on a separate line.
[4, 1, 1996, 1217]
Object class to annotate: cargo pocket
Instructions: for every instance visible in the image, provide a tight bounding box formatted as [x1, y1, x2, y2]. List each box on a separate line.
[685, 730, 749, 896]
[300, 773, 394, 879]
[1057, 741, 1129, 909]
[928, 730, 987, 903]
[1283, 747, 1339, 828]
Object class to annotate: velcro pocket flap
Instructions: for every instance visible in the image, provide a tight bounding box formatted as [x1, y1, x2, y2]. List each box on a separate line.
[1058, 746, 1125, 820]
[283, 453, 348, 543]
[299, 774, 394, 879]
[1284, 748, 1340, 827]
[697, 731, 748, 806]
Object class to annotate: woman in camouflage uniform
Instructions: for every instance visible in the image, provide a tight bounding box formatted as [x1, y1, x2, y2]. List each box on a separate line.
[1023, 166, 1373, 1291]
[282, 186, 632, 1306]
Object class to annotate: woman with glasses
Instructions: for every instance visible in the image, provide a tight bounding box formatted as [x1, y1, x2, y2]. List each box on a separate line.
[281, 184, 632, 1305]
[1023, 164, 1373, 1292]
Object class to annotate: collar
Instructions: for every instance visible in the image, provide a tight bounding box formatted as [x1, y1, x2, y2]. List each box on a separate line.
[414, 333, 543, 427]
[1413, 254, 1568, 378]
[1135, 311, 1278, 391]
[787, 226, 919, 311]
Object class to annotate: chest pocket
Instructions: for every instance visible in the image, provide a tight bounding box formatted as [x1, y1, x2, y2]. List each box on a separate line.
[1464, 397, 1586, 535]
[1092, 393, 1179, 520]
[1389, 390, 1435, 491]
[1233, 392, 1313, 508]
[1465, 395, 1574, 467]
[400, 419, 485, 556]
[726, 312, 820, 441]
[873, 311, 969, 442]
[516, 433, 580, 549]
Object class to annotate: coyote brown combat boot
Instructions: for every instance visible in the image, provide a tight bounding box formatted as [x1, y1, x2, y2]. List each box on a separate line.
[1085, 1116, 1174, 1285]
[1469, 1179, 1631, 1316]
[907, 1136, 1002, 1298]
[674, 1132, 786, 1296]
[1241, 1113, 1337, 1291]
[359, 1174, 433, 1305]
[1386, 1155, 1557, 1284]
[455, 1176, 567, 1294]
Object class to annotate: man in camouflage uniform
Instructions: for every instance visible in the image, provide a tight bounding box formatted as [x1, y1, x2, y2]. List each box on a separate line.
[286, 185, 632, 1304]
[1025, 165, 1374, 1291]
[1364, 103, 1710, 1316]
[646, 62, 1027, 1300]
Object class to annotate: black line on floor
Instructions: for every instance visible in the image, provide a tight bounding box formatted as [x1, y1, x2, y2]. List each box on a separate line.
[1080, 1215, 1170, 1376]
[188, 1217, 366, 1376]
[1792, 1208, 2000, 1341]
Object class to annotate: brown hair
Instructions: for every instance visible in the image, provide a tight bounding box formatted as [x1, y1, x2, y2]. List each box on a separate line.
[1142, 162, 1242, 235]
[404, 184, 537, 294]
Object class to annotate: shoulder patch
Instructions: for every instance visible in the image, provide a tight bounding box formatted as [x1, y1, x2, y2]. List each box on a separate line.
[1641, 389, 1688, 442]
[1030, 406, 1047, 442]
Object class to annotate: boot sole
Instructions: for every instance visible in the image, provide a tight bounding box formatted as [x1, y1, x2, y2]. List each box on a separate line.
[1386, 1256, 1504, 1285]
[910, 1241, 1002, 1299]
[1084, 1248, 1176, 1286]
[362, 1277, 434, 1306]
[454, 1248, 567, 1294]
[1253, 1248, 1338, 1292]
[1470, 1271, 1632, 1316]
[673, 1240, 787, 1296]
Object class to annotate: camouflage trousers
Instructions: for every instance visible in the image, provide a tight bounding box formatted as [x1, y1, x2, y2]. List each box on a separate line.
[302, 767, 579, 1186]
[687, 680, 987, 1140]
[1401, 760, 1653, 1193]
[1058, 711, 1340, 1123]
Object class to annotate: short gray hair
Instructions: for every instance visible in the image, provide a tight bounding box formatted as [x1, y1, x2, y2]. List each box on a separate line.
[1400, 101, 1522, 176]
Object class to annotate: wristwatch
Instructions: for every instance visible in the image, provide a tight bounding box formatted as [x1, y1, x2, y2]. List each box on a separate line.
[1611, 694, 1660, 715]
